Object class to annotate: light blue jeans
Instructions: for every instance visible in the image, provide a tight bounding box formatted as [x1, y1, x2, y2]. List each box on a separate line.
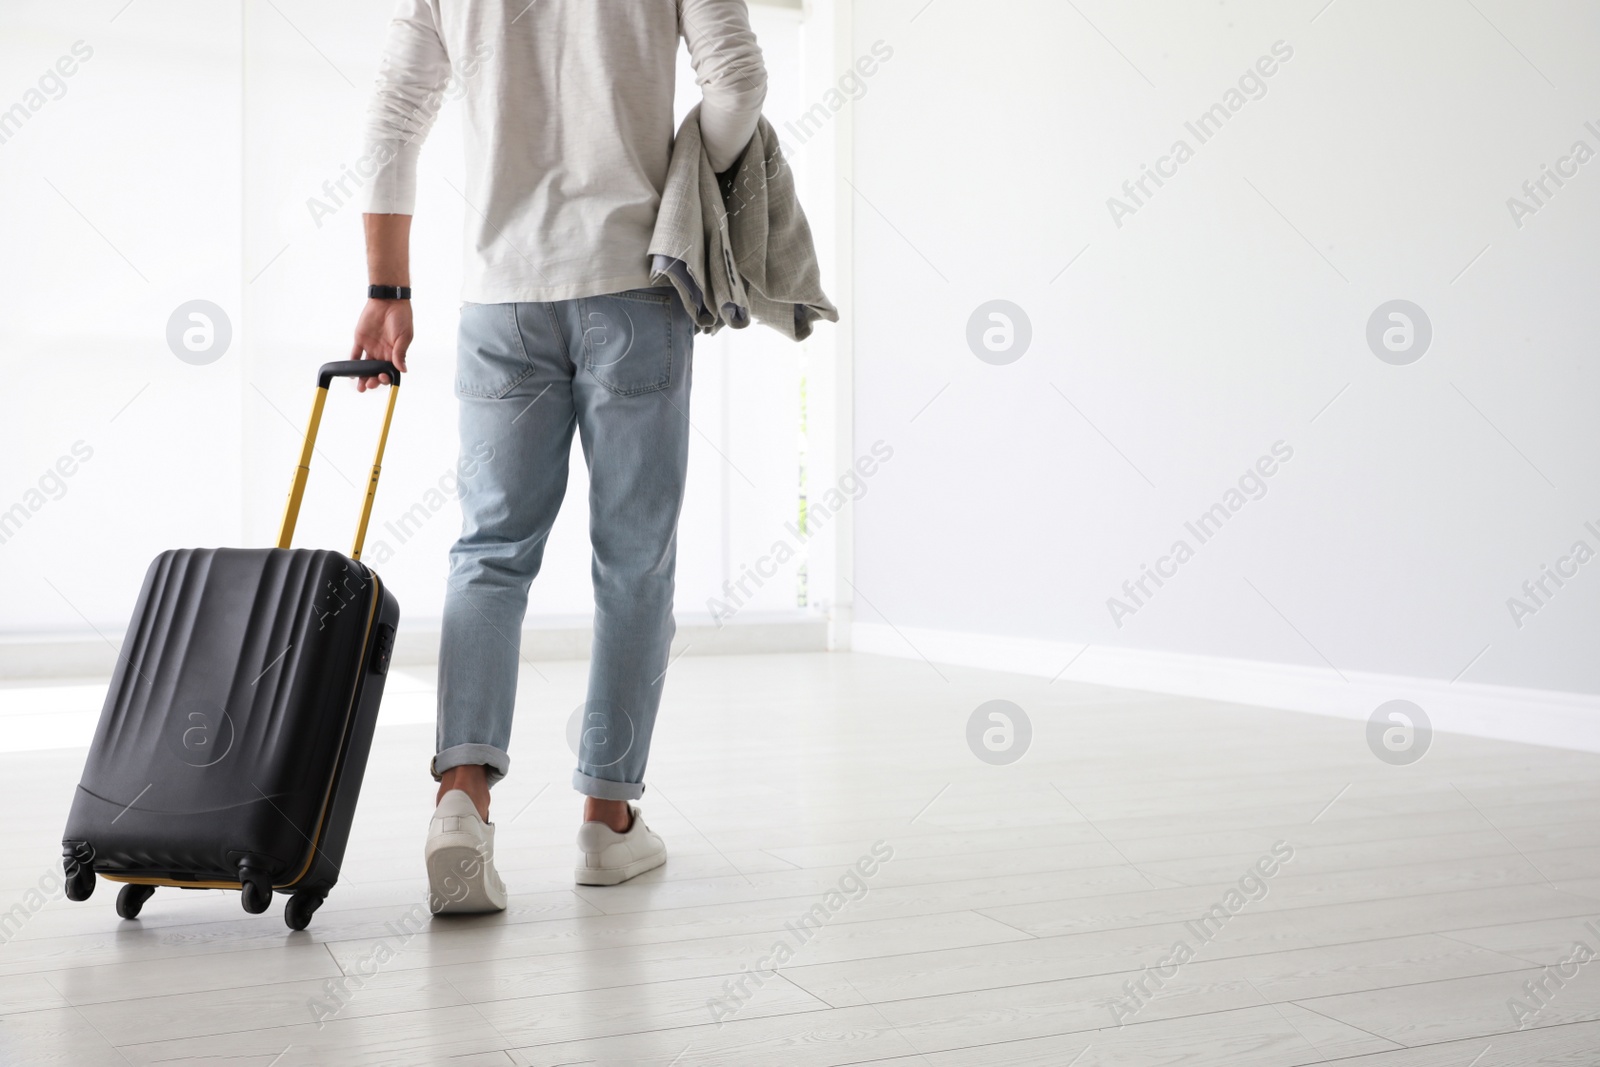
[434, 287, 694, 801]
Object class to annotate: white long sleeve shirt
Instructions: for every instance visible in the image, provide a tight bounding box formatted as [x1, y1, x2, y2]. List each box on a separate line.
[360, 0, 767, 304]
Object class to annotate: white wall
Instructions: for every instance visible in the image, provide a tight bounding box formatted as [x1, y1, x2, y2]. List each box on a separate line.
[0, 4, 244, 634]
[847, 0, 1600, 700]
[0, 0, 814, 642]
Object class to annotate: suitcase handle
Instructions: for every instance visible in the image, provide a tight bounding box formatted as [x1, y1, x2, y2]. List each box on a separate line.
[275, 360, 402, 561]
[317, 359, 402, 389]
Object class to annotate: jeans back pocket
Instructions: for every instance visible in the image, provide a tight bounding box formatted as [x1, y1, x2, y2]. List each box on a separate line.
[577, 289, 676, 397]
[456, 302, 538, 399]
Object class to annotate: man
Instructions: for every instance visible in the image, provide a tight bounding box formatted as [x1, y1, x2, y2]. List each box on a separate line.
[349, 0, 766, 911]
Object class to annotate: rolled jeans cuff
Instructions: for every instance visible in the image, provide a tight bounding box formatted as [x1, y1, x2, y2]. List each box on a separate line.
[432, 744, 510, 787]
[572, 769, 645, 801]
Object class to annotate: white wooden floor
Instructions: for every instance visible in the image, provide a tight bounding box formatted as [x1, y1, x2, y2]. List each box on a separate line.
[3, 651, 1600, 1065]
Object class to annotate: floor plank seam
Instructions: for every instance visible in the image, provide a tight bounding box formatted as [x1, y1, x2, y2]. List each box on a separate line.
[1284, 987, 1569, 1051]
[958, 871, 1585, 939]
[839, 958, 1546, 1024]
[512, 849, 1579, 929]
[11, 928, 1535, 1023]
[12, 871, 1588, 1000]
[75, 956, 905, 1050]
[106, 992, 846, 1058]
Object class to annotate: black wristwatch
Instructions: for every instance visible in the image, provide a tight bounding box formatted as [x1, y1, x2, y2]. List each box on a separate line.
[368, 284, 412, 300]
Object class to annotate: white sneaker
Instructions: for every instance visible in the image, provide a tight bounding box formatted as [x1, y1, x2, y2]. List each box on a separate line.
[425, 789, 507, 914]
[575, 805, 666, 886]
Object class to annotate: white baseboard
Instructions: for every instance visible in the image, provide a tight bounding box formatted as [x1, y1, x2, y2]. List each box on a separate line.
[850, 622, 1600, 754]
[0, 611, 829, 681]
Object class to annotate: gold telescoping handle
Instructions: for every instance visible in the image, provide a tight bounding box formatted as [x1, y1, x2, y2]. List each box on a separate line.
[350, 385, 399, 561]
[276, 360, 402, 561]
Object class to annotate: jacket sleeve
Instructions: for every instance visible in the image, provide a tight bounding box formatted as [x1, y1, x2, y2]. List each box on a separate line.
[679, 0, 768, 173]
[359, 0, 453, 215]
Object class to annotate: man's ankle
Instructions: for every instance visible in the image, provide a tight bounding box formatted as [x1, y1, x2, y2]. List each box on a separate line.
[437, 765, 491, 822]
[584, 797, 633, 833]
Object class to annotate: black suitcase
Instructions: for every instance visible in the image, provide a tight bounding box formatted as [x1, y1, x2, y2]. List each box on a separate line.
[61, 361, 404, 931]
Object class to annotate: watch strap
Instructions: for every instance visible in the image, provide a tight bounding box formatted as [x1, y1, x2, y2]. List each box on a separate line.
[368, 284, 412, 300]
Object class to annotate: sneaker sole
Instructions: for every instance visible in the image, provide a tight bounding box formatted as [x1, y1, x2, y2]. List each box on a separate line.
[574, 850, 666, 886]
[426, 839, 506, 913]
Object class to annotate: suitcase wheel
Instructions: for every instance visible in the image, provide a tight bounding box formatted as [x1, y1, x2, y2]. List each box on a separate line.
[63, 852, 96, 902]
[240, 876, 272, 921]
[284, 890, 325, 931]
[116, 883, 157, 920]
[238, 859, 274, 915]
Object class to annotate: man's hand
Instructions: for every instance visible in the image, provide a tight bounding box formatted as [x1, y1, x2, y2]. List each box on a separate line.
[350, 298, 412, 392]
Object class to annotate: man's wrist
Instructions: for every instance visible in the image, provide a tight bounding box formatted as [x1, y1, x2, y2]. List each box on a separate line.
[368, 284, 412, 300]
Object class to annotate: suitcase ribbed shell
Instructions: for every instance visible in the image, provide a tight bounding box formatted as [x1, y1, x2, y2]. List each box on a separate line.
[63, 547, 391, 887]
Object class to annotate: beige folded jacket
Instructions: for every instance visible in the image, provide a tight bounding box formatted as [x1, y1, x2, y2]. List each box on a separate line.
[648, 105, 838, 341]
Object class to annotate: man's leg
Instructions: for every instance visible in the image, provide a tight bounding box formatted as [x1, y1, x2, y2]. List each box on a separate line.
[436, 301, 577, 818]
[563, 288, 695, 810]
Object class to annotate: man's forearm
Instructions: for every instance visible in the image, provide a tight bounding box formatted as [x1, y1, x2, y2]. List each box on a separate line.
[352, 213, 416, 388]
[364, 213, 413, 287]
[681, 0, 767, 172]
